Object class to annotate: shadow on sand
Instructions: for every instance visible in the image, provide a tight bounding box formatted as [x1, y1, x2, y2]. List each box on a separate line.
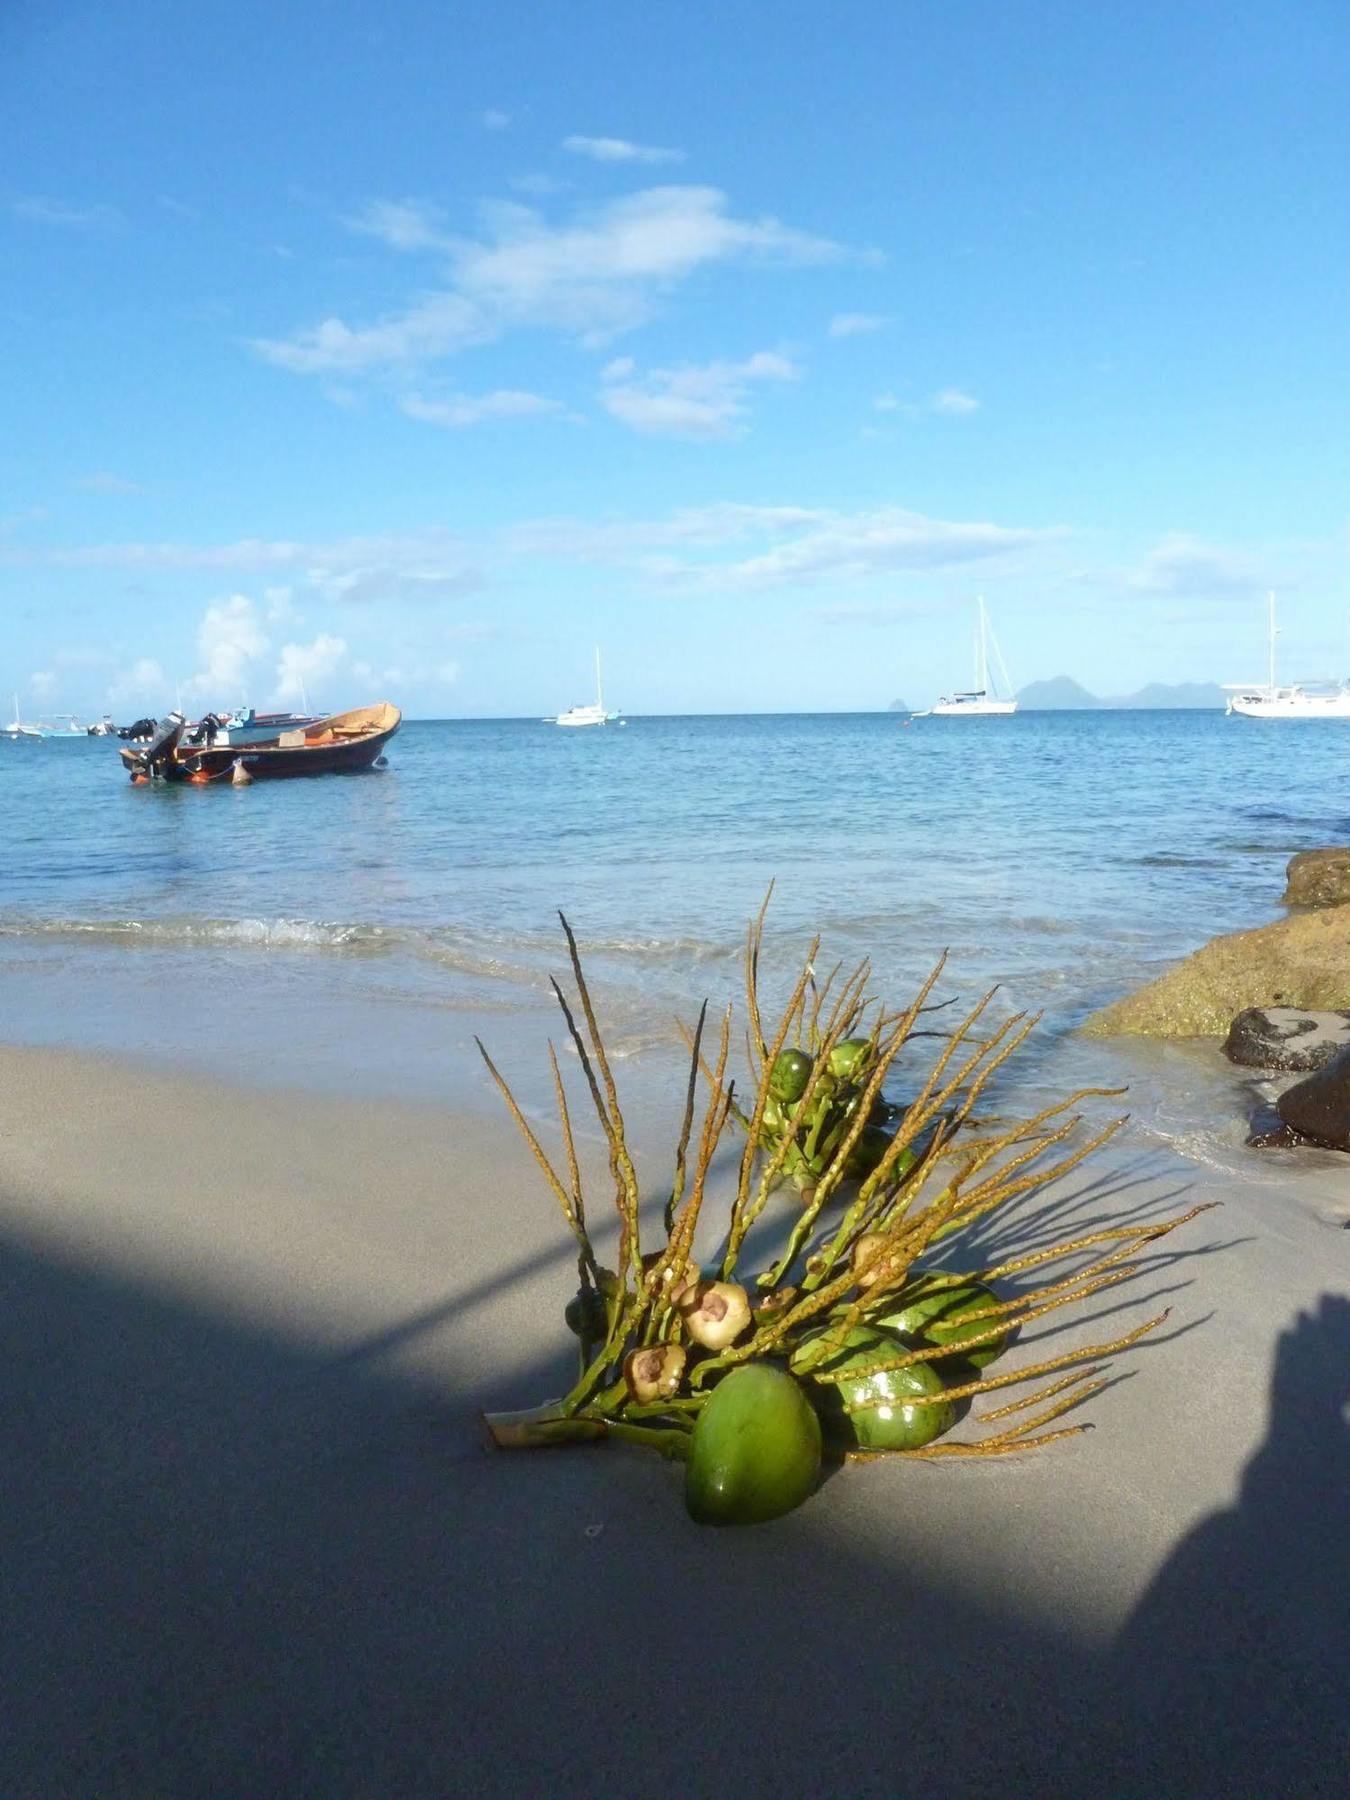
[2, 1226, 1345, 1797]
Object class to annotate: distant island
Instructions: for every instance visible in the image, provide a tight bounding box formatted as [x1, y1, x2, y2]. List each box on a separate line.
[886, 698, 910, 712]
[1016, 676, 1226, 710]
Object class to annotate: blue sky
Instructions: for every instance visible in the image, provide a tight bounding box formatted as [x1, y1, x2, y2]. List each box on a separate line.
[3, 0, 1348, 717]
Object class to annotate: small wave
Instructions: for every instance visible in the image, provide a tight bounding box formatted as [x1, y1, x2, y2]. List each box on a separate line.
[0, 914, 387, 952]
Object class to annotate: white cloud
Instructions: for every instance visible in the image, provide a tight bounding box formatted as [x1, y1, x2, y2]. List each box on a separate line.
[562, 135, 685, 165]
[192, 594, 269, 697]
[108, 658, 169, 708]
[600, 350, 798, 440]
[478, 109, 512, 131]
[873, 392, 902, 413]
[694, 508, 1047, 591]
[274, 634, 348, 705]
[30, 669, 57, 698]
[434, 660, 462, 685]
[829, 312, 889, 338]
[932, 387, 979, 416]
[254, 292, 491, 375]
[400, 389, 563, 427]
[9, 195, 121, 228]
[254, 186, 846, 376]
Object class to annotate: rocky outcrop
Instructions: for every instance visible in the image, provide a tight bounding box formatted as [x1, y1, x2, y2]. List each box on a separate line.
[1282, 847, 1350, 910]
[1082, 906, 1350, 1037]
[1223, 1006, 1350, 1072]
[1276, 1045, 1350, 1150]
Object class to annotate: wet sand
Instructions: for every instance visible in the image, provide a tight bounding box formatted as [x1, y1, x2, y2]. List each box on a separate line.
[2, 1042, 1346, 1796]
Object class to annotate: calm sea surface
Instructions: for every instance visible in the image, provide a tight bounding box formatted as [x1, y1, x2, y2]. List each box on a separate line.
[2, 712, 1346, 1192]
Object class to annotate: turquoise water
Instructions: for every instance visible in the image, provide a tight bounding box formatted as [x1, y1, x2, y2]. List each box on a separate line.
[1, 712, 1345, 1163]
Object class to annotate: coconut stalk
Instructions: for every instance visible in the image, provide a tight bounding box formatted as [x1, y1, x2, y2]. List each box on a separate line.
[477, 905, 1202, 1515]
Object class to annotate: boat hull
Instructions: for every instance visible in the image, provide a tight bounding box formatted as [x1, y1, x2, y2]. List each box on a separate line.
[928, 700, 1018, 716]
[119, 704, 401, 782]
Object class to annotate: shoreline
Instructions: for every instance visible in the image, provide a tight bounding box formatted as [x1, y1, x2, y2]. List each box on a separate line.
[2, 1038, 1346, 1790]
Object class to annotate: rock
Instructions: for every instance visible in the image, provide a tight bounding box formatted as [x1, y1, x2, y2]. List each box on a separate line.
[1283, 847, 1350, 909]
[1275, 1045, 1350, 1150]
[1223, 1006, 1350, 1072]
[1082, 905, 1350, 1037]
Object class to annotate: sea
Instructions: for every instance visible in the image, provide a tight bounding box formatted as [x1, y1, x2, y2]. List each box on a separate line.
[2, 712, 1347, 1210]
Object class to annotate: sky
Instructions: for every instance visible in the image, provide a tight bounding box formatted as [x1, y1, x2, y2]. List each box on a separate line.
[2, 0, 1348, 718]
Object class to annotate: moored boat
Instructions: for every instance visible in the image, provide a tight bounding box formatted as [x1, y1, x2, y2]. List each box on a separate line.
[119, 702, 401, 783]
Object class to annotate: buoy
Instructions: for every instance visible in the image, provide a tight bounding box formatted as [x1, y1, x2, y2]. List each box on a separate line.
[231, 758, 253, 786]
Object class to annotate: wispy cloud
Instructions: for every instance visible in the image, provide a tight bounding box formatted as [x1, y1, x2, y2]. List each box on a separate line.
[478, 109, 512, 131]
[562, 135, 685, 165]
[253, 186, 846, 378]
[77, 471, 145, 495]
[600, 351, 798, 440]
[514, 501, 1059, 591]
[829, 312, 889, 338]
[400, 389, 564, 427]
[872, 388, 979, 418]
[2, 528, 486, 607]
[1125, 533, 1270, 599]
[9, 195, 122, 229]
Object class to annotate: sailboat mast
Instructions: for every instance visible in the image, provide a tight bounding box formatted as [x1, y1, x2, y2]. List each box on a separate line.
[595, 646, 603, 713]
[1267, 591, 1277, 693]
[977, 597, 989, 694]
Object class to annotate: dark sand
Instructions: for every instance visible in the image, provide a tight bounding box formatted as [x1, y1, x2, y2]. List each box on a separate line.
[1, 1043, 1346, 1796]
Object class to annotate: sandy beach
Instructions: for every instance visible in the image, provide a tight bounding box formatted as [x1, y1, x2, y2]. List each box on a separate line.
[2, 1039, 1345, 1796]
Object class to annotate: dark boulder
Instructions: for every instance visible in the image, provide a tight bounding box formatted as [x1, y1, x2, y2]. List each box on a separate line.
[1223, 1006, 1350, 1073]
[1275, 1045, 1350, 1151]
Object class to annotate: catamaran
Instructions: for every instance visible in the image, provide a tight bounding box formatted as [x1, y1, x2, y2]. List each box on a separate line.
[921, 598, 1018, 716]
[552, 647, 621, 728]
[1224, 592, 1350, 719]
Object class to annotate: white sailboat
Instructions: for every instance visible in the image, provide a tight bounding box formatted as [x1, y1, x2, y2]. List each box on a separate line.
[925, 598, 1018, 716]
[3, 693, 43, 739]
[552, 647, 620, 728]
[1224, 592, 1350, 719]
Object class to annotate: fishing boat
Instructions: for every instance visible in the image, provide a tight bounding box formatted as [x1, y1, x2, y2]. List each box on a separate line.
[119, 702, 401, 783]
[919, 598, 1018, 717]
[552, 648, 620, 727]
[1224, 592, 1350, 719]
[4, 694, 43, 739]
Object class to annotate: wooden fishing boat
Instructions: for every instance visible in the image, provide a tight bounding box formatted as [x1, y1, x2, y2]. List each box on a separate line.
[120, 703, 400, 783]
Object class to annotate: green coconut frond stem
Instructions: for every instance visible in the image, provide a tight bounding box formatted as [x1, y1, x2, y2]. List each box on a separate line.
[665, 1000, 708, 1237]
[742, 883, 775, 1066]
[549, 979, 642, 1284]
[885, 1424, 1091, 1460]
[976, 1365, 1106, 1421]
[720, 935, 821, 1262]
[476, 1038, 596, 1273]
[481, 1402, 609, 1449]
[546, 1041, 600, 1287]
[651, 1006, 733, 1305]
[974, 1202, 1218, 1286]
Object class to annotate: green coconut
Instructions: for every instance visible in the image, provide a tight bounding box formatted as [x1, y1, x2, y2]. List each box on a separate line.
[874, 1274, 1009, 1369]
[685, 1363, 821, 1525]
[801, 1324, 956, 1451]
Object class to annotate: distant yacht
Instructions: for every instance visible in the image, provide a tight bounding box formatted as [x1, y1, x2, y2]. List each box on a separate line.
[552, 647, 621, 728]
[921, 598, 1018, 716]
[1224, 592, 1350, 719]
